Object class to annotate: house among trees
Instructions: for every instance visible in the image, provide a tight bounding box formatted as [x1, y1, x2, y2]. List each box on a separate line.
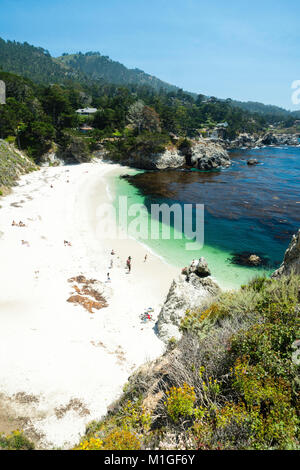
[75, 107, 97, 116]
[0, 80, 5, 104]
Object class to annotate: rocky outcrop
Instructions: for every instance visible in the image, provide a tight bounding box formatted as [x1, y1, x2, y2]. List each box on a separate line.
[157, 259, 220, 343]
[121, 140, 230, 171]
[227, 133, 258, 149]
[226, 132, 299, 150]
[188, 257, 211, 277]
[189, 141, 231, 170]
[40, 144, 64, 167]
[272, 229, 300, 278]
[256, 133, 299, 147]
[127, 148, 186, 170]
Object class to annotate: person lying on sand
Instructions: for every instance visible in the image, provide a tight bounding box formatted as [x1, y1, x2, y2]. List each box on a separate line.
[64, 240, 72, 246]
[18, 221, 26, 227]
[21, 240, 30, 247]
[12, 220, 16, 226]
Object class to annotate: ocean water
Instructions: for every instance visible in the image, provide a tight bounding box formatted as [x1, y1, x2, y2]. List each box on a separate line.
[111, 146, 300, 289]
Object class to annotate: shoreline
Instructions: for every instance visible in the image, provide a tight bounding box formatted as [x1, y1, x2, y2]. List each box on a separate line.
[0, 160, 179, 449]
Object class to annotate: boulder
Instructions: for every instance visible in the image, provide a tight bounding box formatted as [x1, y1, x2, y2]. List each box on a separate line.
[247, 159, 259, 166]
[272, 229, 300, 278]
[248, 254, 262, 266]
[229, 252, 265, 267]
[195, 257, 211, 277]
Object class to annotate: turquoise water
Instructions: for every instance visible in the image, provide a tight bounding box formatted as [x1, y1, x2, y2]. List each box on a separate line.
[111, 145, 300, 290]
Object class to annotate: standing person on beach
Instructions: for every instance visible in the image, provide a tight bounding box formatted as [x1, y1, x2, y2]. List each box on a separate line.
[126, 256, 132, 273]
[144, 254, 148, 262]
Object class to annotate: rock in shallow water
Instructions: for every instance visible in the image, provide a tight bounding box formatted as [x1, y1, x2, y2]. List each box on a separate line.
[247, 159, 259, 166]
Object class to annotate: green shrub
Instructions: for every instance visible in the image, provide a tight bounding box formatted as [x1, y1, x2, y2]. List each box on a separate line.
[0, 431, 35, 450]
[165, 383, 196, 423]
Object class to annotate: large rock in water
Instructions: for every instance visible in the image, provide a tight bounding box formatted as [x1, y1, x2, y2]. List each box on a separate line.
[157, 260, 220, 343]
[190, 141, 231, 170]
[272, 229, 300, 278]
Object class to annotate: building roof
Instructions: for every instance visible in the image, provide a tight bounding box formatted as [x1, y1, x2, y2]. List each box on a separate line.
[76, 107, 97, 114]
[80, 125, 94, 131]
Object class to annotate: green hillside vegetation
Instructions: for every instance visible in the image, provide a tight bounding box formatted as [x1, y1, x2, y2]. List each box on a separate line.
[229, 99, 300, 121]
[57, 52, 179, 93]
[0, 38, 83, 84]
[0, 38, 178, 92]
[0, 139, 37, 194]
[75, 274, 300, 451]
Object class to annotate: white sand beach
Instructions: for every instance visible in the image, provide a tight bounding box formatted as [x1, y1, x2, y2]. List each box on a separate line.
[0, 160, 179, 449]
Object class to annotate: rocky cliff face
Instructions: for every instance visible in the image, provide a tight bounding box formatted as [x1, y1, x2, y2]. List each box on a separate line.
[189, 141, 231, 170]
[272, 229, 300, 278]
[125, 147, 186, 170]
[125, 140, 231, 171]
[157, 259, 221, 343]
[226, 132, 299, 150]
[257, 133, 299, 147]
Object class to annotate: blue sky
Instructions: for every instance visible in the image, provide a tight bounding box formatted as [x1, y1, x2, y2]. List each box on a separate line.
[1, 0, 300, 109]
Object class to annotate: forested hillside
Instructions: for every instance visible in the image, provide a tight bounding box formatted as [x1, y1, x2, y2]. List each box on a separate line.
[0, 37, 299, 166]
[57, 52, 179, 93]
[229, 99, 300, 121]
[0, 38, 82, 84]
[0, 38, 178, 92]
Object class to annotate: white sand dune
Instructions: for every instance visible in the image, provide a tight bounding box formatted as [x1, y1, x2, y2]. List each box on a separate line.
[0, 161, 178, 448]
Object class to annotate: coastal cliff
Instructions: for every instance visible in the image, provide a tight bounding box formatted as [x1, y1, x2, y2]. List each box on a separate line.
[272, 229, 300, 278]
[107, 140, 231, 171]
